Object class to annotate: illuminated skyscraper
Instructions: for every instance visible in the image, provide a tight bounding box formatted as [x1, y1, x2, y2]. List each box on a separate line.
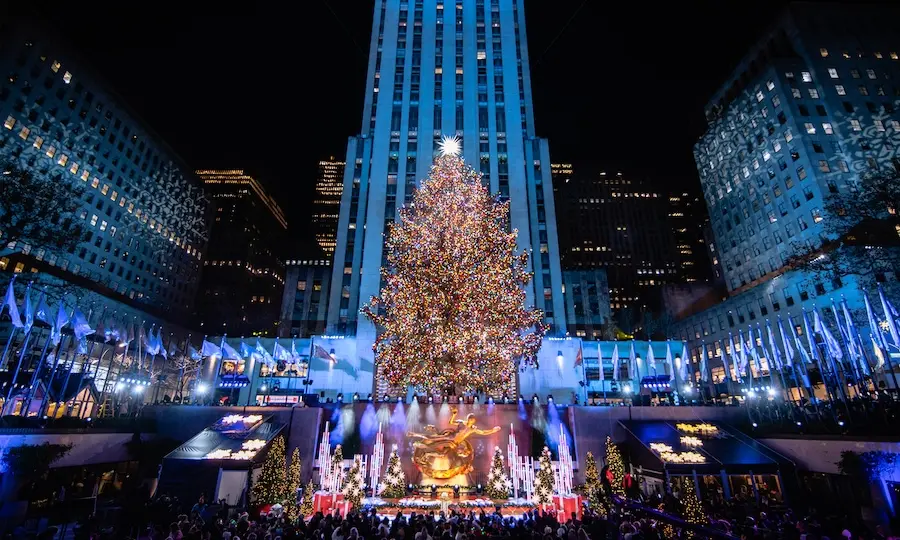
[327, 0, 566, 360]
[311, 157, 345, 258]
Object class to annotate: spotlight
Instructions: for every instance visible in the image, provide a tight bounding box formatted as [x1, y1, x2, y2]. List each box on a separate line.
[474, 395, 479, 402]
[337, 393, 344, 402]
[397, 396, 402, 403]
[115, 382, 125, 392]
[260, 385, 267, 392]
[85, 417, 92, 422]
[518, 394, 524, 402]
[752, 422, 758, 428]
[382, 394, 389, 402]
[368, 394, 373, 402]
[796, 421, 802, 426]
[683, 386, 692, 394]
[767, 388, 775, 397]
[428, 396, 433, 403]
[353, 393, 359, 402]
[838, 420, 845, 427]
[547, 395, 554, 403]
[556, 350, 563, 364]
[329, 348, 336, 360]
[623, 385, 632, 395]
[488, 397, 494, 404]
[133, 385, 144, 394]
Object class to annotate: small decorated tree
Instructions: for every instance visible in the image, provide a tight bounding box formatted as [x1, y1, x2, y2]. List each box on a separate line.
[485, 446, 511, 499]
[284, 447, 302, 521]
[584, 451, 600, 505]
[299, 479, 316, 517]
[677, 477, 706, 532]
[251, 435, 288, 505]
[381, 447, 406, 498]
[343, 456, 365, 508]
[605, 436, 625, 497]
[533, 446, 555, 504]
[331, 444, 345, 491]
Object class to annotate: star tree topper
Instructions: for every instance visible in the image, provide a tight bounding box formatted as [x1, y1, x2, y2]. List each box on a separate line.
[438, 134, 461, 157]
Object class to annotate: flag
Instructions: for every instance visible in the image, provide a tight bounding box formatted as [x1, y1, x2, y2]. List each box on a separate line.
[77, 336, 88, 355]
[50, 300, 69, 345]
[878, 284, 900, 351]
[291, 338, 303, 362]
[814, 308, 843, 361]
[611, 343, 620, 381]
[313, 343, 334, 361]
[22, 285, 34, 333]
[35, 292, 52, 325]
[158, 329, 168, 358]
[766, 320, 783, 371]
[737, 329, 748, 375]
[240, 340, 253, 359]
[256, 338, 274, 366]
[699, 342, 709, 382]
[789, 316, 813, 365]
[664, 342, 673, 376]
[865, 290, 887, 370]
[728, 333, 741, 382]
[221, 340, 241, 361]
[751, 325, 764, 373]
[189, 344, 201, 361]
[628, 342, 637, 380]
[72, 308, 94, 340]
[167, 337, 179, 359]
[127, 323, 135, 344]
[201, 339, 222, 358]
[3, 277, 23, 329]
[646, 343, 655, 375]
[679, 342, 689, 381]
[841, 299, 867, 376]
[574, 343, 584, 368]
[777, 317, 795, 368]
[142, 326, 154, 352]
[273, 339, 292, 361]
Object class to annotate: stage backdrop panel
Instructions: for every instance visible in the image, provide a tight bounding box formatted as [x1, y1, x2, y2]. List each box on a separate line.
[317, 403, 574, 484]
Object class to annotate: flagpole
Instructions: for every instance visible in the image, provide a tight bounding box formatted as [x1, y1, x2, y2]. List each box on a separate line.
[41, 331, 74, 419]
[22, 324, 55, 416]
[69, 307, 106, 417]
[87, 312, 116, 417]
[831, 301, 863, 400]
[0, 276, 21, 369]
[59, 306, 95, 417]
[178, 333, 191, 403]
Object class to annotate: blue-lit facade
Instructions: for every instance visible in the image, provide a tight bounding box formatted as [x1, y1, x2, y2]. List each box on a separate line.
[326, 0, 566, 391]
[0, 21, 210, 320]
[672, 4, 900, 387]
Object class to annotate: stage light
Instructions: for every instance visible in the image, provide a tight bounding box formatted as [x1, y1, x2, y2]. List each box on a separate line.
[796, 421, 802, 426]
[488, 397, 494, 404]
[556, 350, 563, 365]
[748, 389, 757, 398]
[838, 420, 845, 427]
[259, 385, 267, 392]
[115, 382, 125, 392]
[329, 348, 336, 359]
[473, 395, 479, 402]
[767, 388, 775, 397]
[197, 383, 209, 394]
[133, 385, 144, 394]
[443, 395, 448, 402]
[382, 394, 389, 402]
[337, 393, 344, 402]
[353, 393, 359, 402]
[397, 396, 402, 403]
[623, 385, 632, 395]
[547, 395, 554, 403]
[368, 394, 373, 402]
[428, 396, 433, 403]
[683, 386, 692, 394]
[532, 394, 539, 402]
[752, 422, 758, 428]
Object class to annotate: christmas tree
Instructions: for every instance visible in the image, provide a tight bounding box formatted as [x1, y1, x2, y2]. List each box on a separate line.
[343, 456, 365, 508]
[381, 447, 406, 498]
[331, 444, 345, 491]
[485, 446, 511, 499]
[251, 435, 288, 505]
[361, 143, 547, 393]
[533, 446, 555, 504]
[584, 451, 600, 506]
[299, 479, 316, 518]
[605, 436, 625, 498]
[285, 447, 302, 521]
[677, 477, 706, 529]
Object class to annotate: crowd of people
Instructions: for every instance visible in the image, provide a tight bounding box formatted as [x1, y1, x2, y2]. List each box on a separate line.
[33, 487, 894, 540]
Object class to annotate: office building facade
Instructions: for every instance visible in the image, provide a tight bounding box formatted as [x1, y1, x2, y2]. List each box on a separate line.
[672, 3, 900, 383]
[0, 21, 210, 320]
[561, 269, 611, 339]
[554, 168, 679, 314]
[196, 170, 286, 337]
[326, 0, 567, 367]
[312, 157, 345, 258]
[278, 258, 332, 338]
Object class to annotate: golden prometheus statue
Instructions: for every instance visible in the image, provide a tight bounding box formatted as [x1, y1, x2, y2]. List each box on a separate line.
[407, 407, 501, 480]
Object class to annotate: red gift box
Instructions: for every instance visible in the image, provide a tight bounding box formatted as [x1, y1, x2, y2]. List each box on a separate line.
[313, 492, 345, 515]
[553, 494, 583, 520]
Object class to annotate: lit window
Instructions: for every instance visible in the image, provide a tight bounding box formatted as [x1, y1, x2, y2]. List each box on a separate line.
[859, 85, 869, 96]
[835, 85, 846, 95]
[100, 220, 108, 232]
[773, 140, 782, 152]
[875, 120, 885, 131]
[101, 184, 110, 195]
[823, 122, 834, 135]
[766, 80, 775, 90]
[763, 150, 771, 161]
[892, 120, 900, 131]
[18, 126, 29, 140]
[804, 122, 815, 134]
[756, 91, 764, 102]
[808, 88, 819, 99]
[91, 177, 100, 188]
[63, 71, 72, 84]
[818, 160, 830, 172]
[434, 67, 442, 74]
[3, 116, 15, 130]
[851, 69, 860, 78]
[850, 119, 862, 131]
[90, 214, 98, 226]
[827, 68, 838, 79]
[785, 129, 794, 142]
[57, 154, 68, 166]
[791, 88, 801, 98]
[812, 208, 823, 223]
[820, 48, 829, 57]
[867, 69, 876, 79]
[32, 136, 43, 149]
[46, 146, 56, 158]
[69, 162, 78, 174]
[50, 60, 60, 73]
[891, 52, 899, 60]
[477, 50, 486, 60]
[110, 190, 118, 201]
[80, 170, 89, 181]
[838, 161, 849, 172]
[875, 52, 883, 59]
[801, 71, 812, 82]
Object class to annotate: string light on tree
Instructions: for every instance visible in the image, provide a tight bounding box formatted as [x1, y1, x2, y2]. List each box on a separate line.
[485, 446, 512, 499]
[584, 451, 602, 509]
[605, 436, 626, 498]
[381, 447, 406, 498]
[677, 477, 706, 531]
[299, 479, 316, 518]
[285, 447, 302, 521]
[343, 456, 365, 508]
[361, 152, 547, 393]
[533, 446, 555, 504]
[251, 435, 288, 505]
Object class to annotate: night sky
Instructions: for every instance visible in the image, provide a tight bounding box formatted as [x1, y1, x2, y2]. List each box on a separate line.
[33, 1, 789, 253]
